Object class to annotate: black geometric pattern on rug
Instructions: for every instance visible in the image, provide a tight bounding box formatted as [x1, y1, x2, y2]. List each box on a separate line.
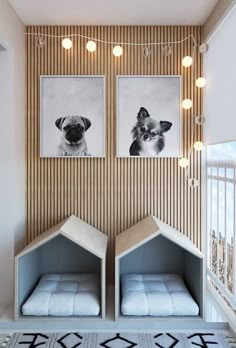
[187, 333, 218, 347]
[19, 333, 49, 347]
[4, 332, 232, 348]
[99, 333, 137, 348]
[57, 333, 83, 348]
[154, 333, 180, 348]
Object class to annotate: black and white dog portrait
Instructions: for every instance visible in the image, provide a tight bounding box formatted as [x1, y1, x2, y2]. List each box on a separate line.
[117, 76, 181, 157]
[130, 107, 172, 156]
[55, 115, 91, 156]
[40, 76, 105, 158]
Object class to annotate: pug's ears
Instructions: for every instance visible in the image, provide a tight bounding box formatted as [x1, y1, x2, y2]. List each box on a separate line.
[137, 107, 150, 121]
[160, 121, 172, 133]
[81, 117, 91, 131]
[55, 117, 66, 130]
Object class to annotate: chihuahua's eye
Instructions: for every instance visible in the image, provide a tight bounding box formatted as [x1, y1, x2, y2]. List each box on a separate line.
[140, 126, 146, 132]
[151, 132, 158, 137]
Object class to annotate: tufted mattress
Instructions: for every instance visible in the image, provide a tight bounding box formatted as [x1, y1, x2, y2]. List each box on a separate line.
[22, 274, 100, 316]
[121, 274, 199, 316]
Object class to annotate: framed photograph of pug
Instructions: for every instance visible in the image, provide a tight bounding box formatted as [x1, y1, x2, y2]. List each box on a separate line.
[116, 75, 182, 158]
[40, 75, 105, 158]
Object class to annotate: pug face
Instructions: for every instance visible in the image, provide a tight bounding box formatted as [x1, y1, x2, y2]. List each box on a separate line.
[55, 115, 91, 144]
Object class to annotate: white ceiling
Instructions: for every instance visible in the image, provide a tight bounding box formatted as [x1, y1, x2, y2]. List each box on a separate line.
[8, 0, 219, 25]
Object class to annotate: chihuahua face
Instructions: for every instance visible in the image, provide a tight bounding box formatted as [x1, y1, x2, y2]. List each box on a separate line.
[130, 107, 172, 156]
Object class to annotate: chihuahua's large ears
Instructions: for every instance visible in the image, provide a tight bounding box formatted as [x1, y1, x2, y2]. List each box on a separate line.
[82, 117, 91, 131]
[137, 107, 150, 121]
[160, 121, 172, 133]
[55, 117, 66, 130]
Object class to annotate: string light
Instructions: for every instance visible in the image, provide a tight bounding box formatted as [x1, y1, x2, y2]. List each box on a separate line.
[28, 32, 198, 47]
[182, 56, 193, 67]
[199, 43, 209, 54]
[189, 178, 199, 189]
[196, 77, 206, 88]
[113, 45, 123, 57]
[194, 141, 204, 151]
[143, 46, 151, 58]
[162, 44, 172, 57]
[195, 115, 206, 126]
[182, 99, 193, 110]
[86, 40, 96, 52]
[36, 36, 46, 48]
[179, 158, 189, 168]
[62, 38, 72, 49]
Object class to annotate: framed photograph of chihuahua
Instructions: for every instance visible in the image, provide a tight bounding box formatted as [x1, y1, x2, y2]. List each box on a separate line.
[40, 75, 105, 158]
[116, 75, 182, 157]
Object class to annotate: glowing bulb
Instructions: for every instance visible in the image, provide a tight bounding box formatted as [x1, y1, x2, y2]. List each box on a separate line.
[86, 40, 96, 52]
[194, 141, 204, 151]
[179, 157, 189, 168]
[196, 77, 206, 88]
[113, 45, 123, 57]
[182, 99, 193, 110]
[62, 38, 72, 50]
[182, 56, 193, 67]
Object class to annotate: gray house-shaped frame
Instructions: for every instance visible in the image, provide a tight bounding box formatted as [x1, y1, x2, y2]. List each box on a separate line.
[15, 215, 108, 321]
[115, 215, 204, 320]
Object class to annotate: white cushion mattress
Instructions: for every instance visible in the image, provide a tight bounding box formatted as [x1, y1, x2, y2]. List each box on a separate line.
[22, 274, 100, 316]
[121, 274, 199, 316]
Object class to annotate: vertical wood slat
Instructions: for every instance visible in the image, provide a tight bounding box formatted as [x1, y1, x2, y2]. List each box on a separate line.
[26, 26, 203, 281]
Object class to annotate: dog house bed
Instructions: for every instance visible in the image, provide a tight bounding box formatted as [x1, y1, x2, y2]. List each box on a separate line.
[15, 215, 108, 320]
[115, 216, 204, 320]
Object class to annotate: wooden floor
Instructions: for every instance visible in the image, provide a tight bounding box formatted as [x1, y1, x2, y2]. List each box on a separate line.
[0, 287, 230, 333]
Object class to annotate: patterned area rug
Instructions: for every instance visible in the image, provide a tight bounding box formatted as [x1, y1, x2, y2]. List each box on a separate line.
[0, 332, 236, 348]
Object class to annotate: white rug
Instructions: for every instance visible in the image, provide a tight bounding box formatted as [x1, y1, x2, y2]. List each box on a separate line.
[1, 332, 236, 348]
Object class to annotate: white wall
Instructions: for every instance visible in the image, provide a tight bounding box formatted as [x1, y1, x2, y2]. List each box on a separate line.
[0, 0, 25, 306]
[204, 4, 236, 144]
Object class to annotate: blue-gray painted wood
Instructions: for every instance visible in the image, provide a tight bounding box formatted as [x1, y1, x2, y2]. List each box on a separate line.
[184, 252, 203, 316]
[39, 235, 100, 274]
[119, 236, 185, 275]
[18, 250, 40, 315]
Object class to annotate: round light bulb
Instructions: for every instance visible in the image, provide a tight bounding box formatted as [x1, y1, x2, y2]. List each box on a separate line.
[182, 99, 193, 110]
[162, 44, 172, 57]
[62, 38, 73, 50]
[182, 56, 193, 67]
[86, 40, 96, 52]
[196, 77, 206, 88]
[194, 141, 204, 151]
[113, 45, 123, 57]
[37, 36, 46, 48]
[179, 157, 189, 168]
[195, 115, 206, 126]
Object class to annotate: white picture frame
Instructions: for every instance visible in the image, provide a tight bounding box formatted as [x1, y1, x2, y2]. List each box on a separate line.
[40, 75, 106, 158]
[116, 75, 182, 158]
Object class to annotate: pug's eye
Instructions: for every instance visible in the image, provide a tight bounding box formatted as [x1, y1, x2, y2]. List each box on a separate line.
[63, 125, 70, 131]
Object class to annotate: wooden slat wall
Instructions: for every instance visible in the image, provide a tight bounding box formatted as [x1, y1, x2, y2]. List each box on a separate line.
[26, 26, 202, 281]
